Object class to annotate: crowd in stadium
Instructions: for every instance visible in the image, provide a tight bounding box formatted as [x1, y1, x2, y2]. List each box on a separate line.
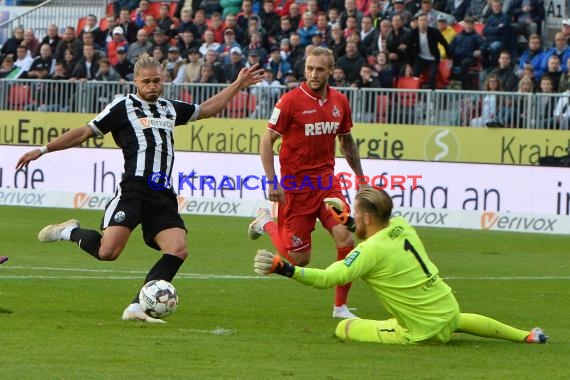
[0, 0, 566, 102]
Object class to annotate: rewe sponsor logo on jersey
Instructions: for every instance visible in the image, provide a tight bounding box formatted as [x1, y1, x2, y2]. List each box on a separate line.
[139, 117, 175, 130]
[480, 212, 557, 232]
[304, 121, 340, 136]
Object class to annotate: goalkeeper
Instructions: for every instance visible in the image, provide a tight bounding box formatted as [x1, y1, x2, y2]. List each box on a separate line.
[254, 187, 548, 344]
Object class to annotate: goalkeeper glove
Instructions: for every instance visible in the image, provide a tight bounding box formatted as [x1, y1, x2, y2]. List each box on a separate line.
[254, 250, 295, 277]
[324, 197, 356, 232]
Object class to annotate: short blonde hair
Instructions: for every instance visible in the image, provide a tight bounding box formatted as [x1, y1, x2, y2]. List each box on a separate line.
[134, 53, 162, 78]
[310, 46, 335, 69]
[356, 187, 393, 223]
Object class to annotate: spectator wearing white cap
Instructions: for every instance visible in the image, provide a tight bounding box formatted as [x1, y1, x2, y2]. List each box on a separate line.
[224, 46, 246, 83]
[107, 26, 128, 66]
[561, 18, 570, 44]
[415, 0, 455, 28]
[436, 14, 456, 59]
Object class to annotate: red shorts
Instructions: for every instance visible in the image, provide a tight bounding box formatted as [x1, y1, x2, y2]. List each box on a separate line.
[277, 179, 349, 253]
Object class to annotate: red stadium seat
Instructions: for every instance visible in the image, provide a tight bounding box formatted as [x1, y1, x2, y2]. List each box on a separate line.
[99, 17, 109, 32]
[376, 95, 389, 123]
[452, 22, 463, 34]
[474, 22, 484, 35]
[76, 16, 87, 36]
[8, 84, 33, 110]
[225, 91, 256, 118]
[396, 76, 421, 107]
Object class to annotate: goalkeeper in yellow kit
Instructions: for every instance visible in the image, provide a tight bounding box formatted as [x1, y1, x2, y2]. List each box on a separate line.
[254, 187, 548, 344]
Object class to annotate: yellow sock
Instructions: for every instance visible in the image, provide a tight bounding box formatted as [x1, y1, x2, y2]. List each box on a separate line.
[457, 313, 528, 342]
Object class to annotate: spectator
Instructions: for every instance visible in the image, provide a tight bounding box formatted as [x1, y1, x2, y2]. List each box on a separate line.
[339, 0, 364, 29]
[465, 0, 487, 21]
[192, 10, 209, 39]
[449, 16, 483, 89]
[152, 46, 166, 63]
[163, 46, 185, 80]
[536, 75, 558, 129]
[251, 67, 281, 118]
[559, 57, 570, 93]
[309, 32, 328, 49]
[298, 11, 318, 46]
[368, 1, 383, 29]
[541, 55, 562, 93]
[408, 12, 451, 89]
[225, 14, 246, 44]
[288, 2, 302, 29]
[373, 51, 396, 87]
[14, 45, 34, 75]
[209, 12, 226, 43]
[506, 76, 534, 128]
[280, 38, 292, 63]
[351, 64, 382, 121]
[236, 0, 256, 31]
[107, 27, 129, 66]
[562, 18, 570, 45]
[199, 29, 221, 57]
[553, 89, 570, 129]
[244, 30, 268, 64]
[127, 29, 153, 66]
[143, 15, 158, 37]
[174, 8, 200, 40]
[101, 14, 119, 46]
[445, 0, 469, 22]
[156, 3, 174, 35]
[274, 15, 294, 45]
[436, 14, 455, 59]
[377, 19, 393, 54]
[221, 0, 243, 18]
[179, 48, 203, 83]
[510, 0, 544, 40]
[152, 28, 170, 52]
[203, 48, 226, 83]
[540, 32, 570, 75]
[113, 0, 139, 17]
[385, 0, 413, 26]
[1, 27, 24, 59]
[336, 41, 367, 83]
[0, 56, 19, 79]
[328, 23, 347, 60]
[292, 44, 315, 80]
[132, 0, 153, 28]
[267, 45, 292, 83]
[288, 32, 305, 68]
[217, 28, 241, 64]
[490, 51, 519, 91]
[23, 43, 56, 79]
[329, 66, 351, 86]
[481, 0, 512, 68]
[118, 8, 138, 43]
[94, 57, 121, 81]
[41, 24, 61, 56]
[177, 30, 200, 57]
[195, 63, 219, 83]
[245, 48, 262, 69]
[78, 14, 105, 48]
[415, 0, 455, 27]
[471, 74, 502, 127]
[315, 12, 332, 42]
[62, 48, 78, 78]
[259, 0, 281, 36]
[386, 14, 411, 78]
[81, 31, 104, 53]
[22, 28, 41, 58]
[343, 15, 359, 39]
[70, 44, 100, 81]
[35, 62, 71, 112]
[113, 46, 134, 80]
[360, 15, 379, 59]
[517, 33, 543, 82]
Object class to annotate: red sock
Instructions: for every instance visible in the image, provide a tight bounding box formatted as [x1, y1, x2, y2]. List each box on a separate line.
[335, 246, 354, 307]
[263, 221, 296, 265]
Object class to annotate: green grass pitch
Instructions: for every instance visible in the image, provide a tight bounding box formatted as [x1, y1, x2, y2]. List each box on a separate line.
[0, 206, 569, 379]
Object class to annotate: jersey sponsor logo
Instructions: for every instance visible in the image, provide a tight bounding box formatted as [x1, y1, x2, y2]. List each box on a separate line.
[305, 121, 340, 136]
[269, 107, 281, 124]
[343, 250, 360, 266]
[139, 117, 175, 130]
[332, 105, 340, 118]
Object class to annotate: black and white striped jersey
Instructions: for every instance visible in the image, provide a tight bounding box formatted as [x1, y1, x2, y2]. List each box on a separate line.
[88, 94, 199, 189]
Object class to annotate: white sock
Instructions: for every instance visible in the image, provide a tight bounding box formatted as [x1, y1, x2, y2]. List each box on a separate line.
[60, 226, 75, 241]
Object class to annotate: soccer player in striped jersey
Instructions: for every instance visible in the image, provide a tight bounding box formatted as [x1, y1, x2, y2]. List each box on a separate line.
[16, 53, 263, 323]
[254, 187, 549, 344]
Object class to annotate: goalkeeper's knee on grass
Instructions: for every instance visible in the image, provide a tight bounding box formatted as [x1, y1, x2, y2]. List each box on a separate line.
[324, 197, 356, 232]
[254, 250, 295, 277]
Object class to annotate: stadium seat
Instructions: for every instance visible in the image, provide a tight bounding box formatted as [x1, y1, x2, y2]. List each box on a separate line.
[437, 59, 452, 88]
[76, 16, 86, 36]
[452, 22, 463, 34]
[376, 95, 389, 123]
[225, 91, 256, 118]
[474, 22, 484, 35]
[396, 76, 421, 107]
[99, 17, 109, 32]
[106, 1, 114, 16]
[8, 84, 33, 110]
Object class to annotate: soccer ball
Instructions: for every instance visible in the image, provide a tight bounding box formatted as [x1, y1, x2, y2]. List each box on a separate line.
[139, 280, 178, 319]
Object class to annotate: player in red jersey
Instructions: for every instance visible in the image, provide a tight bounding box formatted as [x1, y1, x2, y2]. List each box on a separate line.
[248, 47, 365, 319]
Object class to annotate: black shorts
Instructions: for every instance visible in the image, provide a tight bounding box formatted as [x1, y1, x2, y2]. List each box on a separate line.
[100, 179, 186, 251]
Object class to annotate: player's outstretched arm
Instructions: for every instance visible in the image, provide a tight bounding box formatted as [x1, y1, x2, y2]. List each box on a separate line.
[15, 125, 95, 169]
[254, 250, 295, 277]
[197, 64, 264, 119]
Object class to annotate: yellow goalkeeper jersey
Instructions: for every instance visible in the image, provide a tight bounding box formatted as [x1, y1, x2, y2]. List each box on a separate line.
[293, 217, 460, 342]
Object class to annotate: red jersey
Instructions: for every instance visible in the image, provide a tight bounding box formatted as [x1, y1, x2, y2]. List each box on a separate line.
[268, 82, 353, 192]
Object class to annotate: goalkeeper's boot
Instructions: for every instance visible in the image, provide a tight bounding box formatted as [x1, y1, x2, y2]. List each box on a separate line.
[525, 327, 548, 343]
[333, 304, 359, 319]
[248, 208, 272, 240]
[38, 219, 80, 242]
[121, 303, 166, 324]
